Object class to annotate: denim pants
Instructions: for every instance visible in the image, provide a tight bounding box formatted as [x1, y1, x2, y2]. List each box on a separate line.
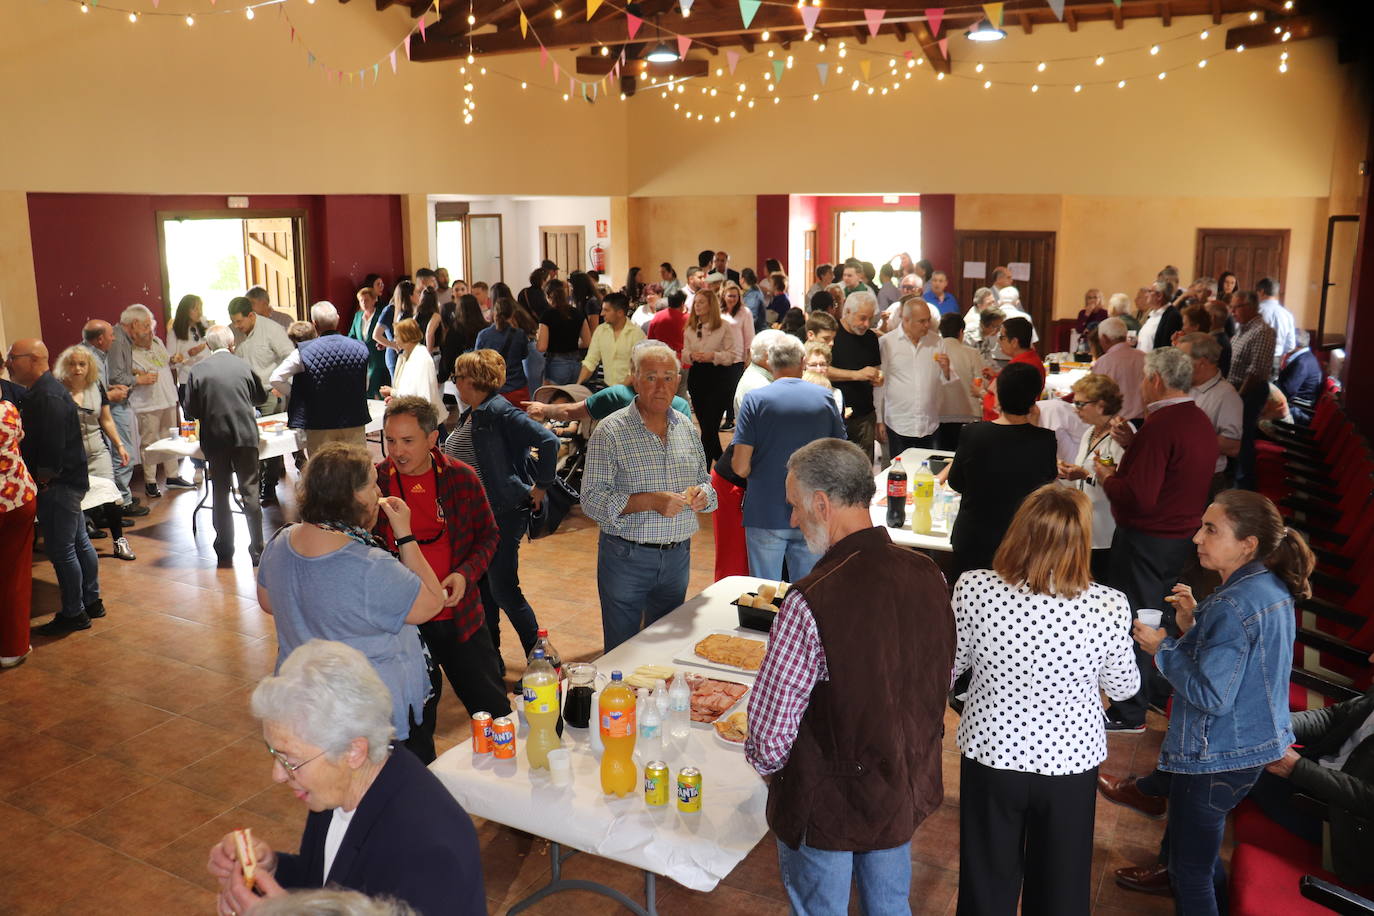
[597, 532, 690, 653]
[36, 483, 100, 619]
[745, 526, 821, 581]
[776, 837, 912, 916]
[479, 505, 540, 659]
[109, 402, 137, 504]
[1162, 766, 1265, 915]
[543, 354, 581, 386]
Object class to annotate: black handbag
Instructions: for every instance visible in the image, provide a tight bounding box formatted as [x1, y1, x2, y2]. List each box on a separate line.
[526, 475, 579, 540]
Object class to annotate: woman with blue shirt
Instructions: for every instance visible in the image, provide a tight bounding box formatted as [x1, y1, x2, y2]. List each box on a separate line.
[474, 298, 531, 406]
[257, 443, 447, 763]
[1131, 489, 1312, 914]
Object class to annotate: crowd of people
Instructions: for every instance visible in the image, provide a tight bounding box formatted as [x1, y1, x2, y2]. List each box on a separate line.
[1, 243, 1360, 916]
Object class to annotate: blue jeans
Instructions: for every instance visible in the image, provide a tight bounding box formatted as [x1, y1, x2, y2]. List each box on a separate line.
[110, 402, 137, 503]
[36, 484, 100, 619]
[479, 506, 540, 659]
[523, 346, 545, 392]
[543, 354, 581, 386]
[745, 526, 821, 581]
[776, 837, 911, 916]
[1164, 766, 1264, 915]
[597, 532, 690, 653]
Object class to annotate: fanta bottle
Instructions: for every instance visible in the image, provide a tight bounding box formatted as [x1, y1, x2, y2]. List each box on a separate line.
[599, 671, 637, 796]
[911, 460, 935, 535]
[523, 650, 562, 769]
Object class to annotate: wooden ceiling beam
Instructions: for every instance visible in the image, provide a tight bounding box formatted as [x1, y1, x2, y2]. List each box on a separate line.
[1210, 0, 1223, 24]
[891, 21, 908, 41]
[1224, 15, 1324, 50]
[1020, 12, 1033, 34]
[912, 20, 950, 75]
[576, 55, 708, 76]
[1113, 2, 1124, 28]
[1160, 2, 1171, 27]
[1065, 8, 1078, 30]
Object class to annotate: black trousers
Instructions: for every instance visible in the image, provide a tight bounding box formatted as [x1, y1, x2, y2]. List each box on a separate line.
[687, 363, 733, 467]
[936, 421, 966, 451]
[1235, 382, 1268, 491]
[1108, 526, 1197, 726]
[402, 660, 442, 765]
[957, 757, 1098, 916]
[419, 617, 512, 720]
[721, 362, 746, 425]
[886, 429, 936, 456]
[86, 503, 124, 539]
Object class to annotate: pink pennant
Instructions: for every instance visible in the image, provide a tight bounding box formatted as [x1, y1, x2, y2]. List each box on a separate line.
[937, 37, 948, 57]
[904, 49, 914, 60]
[677, 35, 692, 59]
[419, 16, 427, 40]
[553, 60, 560, 82]
[800, 5, 820, 32]
[404, 34, 412, 60]
[390, 49, 398, 73]
[540, 46, 548, 67]
[726, 49, 740, 75]
[151, 0, 159, 7]
[569, 76, 576, 94]
[626, 13, 643, 39]
[863, 8, 884, 37]
[925, 7, 944, 37]
[289, 26, 296, 43]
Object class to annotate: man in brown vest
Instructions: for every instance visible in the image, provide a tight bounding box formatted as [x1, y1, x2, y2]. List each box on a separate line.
[745, 438, 955, 913]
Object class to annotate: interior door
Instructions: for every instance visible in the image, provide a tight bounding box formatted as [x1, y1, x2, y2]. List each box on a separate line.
[1195, 229, 1290, 294]
[243, 217, 304, 319]
[803, 229, 817, 296]
[541, 226, 585, 275]
[952, 231, 1056, 353]
[467, 214, 504, 287]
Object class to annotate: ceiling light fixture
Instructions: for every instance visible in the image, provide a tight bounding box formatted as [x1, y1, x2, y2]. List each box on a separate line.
[645, 15, 677, 62]
[965, 18, 1006, 42]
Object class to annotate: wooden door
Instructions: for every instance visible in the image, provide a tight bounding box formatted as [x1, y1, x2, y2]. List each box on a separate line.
[243, 217, 304, 319]
[1195, 229, 1290, 294]
[803, 229, 817, 296]
[952, 231, 1056, 353]
[540, 226, 585, 274]
[466, 214, 504, 286]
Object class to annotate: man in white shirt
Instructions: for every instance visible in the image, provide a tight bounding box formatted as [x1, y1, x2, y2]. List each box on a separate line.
[122, 304, 193, 496]
[734, 329, 783, 413]
[995, 286, 1039, 345]
[875, 299, 959, 454]
[1090, 317, 1146, 422]
[1256, 277, 1297, 376]
[1135, 287, 1165, 354]
[228, 295, 295, 505]
[1178, 332, 1243, 493]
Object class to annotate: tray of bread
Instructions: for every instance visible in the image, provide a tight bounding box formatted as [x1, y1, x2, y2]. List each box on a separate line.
[733, 581, 789, 632]
[674, 630, 768, 675]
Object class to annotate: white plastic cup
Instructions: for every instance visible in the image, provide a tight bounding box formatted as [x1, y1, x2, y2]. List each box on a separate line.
[1137, 608, 1164, 629]
[547, 748, 572, 786]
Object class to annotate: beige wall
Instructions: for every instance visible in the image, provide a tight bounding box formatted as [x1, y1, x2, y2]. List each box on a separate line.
[0, 193, 40, 347]
[626, 197, 758, 284]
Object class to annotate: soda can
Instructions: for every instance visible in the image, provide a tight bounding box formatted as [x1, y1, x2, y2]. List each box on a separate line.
[644, 761, 669, 807]
[471, 711, 494, 755]
[676, 766, 702, 813]
[492, 716, 517, 759]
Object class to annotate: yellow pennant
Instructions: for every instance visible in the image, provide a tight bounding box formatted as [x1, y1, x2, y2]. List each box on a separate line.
[981, 2, 1004, 26]
[588, 0, 603, 19]
[859, 59, 871, 80]
[520, 11, 529, 37]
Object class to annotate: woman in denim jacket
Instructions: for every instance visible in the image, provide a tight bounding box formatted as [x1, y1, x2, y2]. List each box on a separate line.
[443, 350, 557, 669]
[1131, 489, 1314, 914]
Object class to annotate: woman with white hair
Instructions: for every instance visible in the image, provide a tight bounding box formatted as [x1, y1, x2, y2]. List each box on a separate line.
[208, 640, 484, 916]
[53, 346, 135, 561]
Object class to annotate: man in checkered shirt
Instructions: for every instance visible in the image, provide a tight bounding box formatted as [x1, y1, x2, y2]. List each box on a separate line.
[1226, 289, 1277, 491]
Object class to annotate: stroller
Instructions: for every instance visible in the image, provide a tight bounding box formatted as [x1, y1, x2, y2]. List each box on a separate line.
[530, 383, 593, 494]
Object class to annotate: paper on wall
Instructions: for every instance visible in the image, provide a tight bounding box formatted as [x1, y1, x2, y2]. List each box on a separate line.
[962, 261, 986, 279]
[1009, 261, 1031, 281]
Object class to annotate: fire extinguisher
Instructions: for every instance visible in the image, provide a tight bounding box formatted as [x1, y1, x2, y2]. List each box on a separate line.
[589, 243, 607, 273]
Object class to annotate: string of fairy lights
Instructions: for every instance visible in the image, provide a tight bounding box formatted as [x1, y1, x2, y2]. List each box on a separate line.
[59, 0, 1306, 126]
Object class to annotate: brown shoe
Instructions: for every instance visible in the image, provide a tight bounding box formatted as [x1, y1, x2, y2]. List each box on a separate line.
[1115, 863, 1173, 897]
[1098, 774, 1167, 819]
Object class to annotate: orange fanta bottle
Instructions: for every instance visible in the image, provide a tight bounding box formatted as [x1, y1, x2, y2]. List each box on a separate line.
[599, 671, 637, 796]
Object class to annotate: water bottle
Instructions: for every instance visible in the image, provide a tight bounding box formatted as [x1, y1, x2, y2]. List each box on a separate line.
[885, 457, 908, 529]
[668, 676, 692, 741]
[652, 680, 670, 720]
[637, 687, 663, 762]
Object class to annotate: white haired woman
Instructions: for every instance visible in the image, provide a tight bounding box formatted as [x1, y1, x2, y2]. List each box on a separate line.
[208, 640, 484, 916]
[53, 345, 135, 561]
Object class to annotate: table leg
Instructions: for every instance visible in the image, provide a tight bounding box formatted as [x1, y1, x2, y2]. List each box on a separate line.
[504, 842, 658, 916]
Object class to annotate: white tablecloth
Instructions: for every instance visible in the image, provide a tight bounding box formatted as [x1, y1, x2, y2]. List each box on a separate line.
[429, 576, 774, 893]
[1044, 364, 1090, 397]
[141, 399, 386, 465]
[869, 447, 956, 552]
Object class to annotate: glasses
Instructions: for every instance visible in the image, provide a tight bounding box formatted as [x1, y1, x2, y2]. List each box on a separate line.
[265, 741, 326, 777]
[1072, 400, 1097, 411]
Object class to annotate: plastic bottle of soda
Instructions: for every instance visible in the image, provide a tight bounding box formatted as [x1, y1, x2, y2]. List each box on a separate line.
[528, 628, 564, 737]
[911, 460, 935, 535]
[522, 650, 562, 769]
[599, 671, 638, 796]
[885, 457, 908, 529]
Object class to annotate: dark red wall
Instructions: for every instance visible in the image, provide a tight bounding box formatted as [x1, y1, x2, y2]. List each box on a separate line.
[755, 194, 791, 277]
[919, 193, 956, 278]
[26, 193, 405, 348]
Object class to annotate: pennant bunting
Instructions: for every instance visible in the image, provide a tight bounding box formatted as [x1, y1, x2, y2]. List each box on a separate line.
[593, 81, 599, 99]
[859, 59, 871, 80]
[981, 2, 1004, 26]
[389, 49, 397, 73]
[925, 7, 944, 36]
[816, 62, 829, 85]
[738, 0, 761, 29]
[570, 76, 576, 95]
[772, 59, 784, 83]
[726, 49, 740, 75]
[626, 13, 644, 39]
[358, 69, 365, 84]
[520, 11, 528, 37]
[938, 37, 948, 57]
[1046, 0, 1065, 18]
[540, 45, 548, 66]
[1111, 0, 1121, 5]
[372, 62, 380, 82]
[679, 0, 694, 15]
[347, 72, 354, 85]
[404, 34, 412, 60]
[677, 35, 692, 59]
[800, 5, 820, 32]
[587, 0, 603, 19]
[151, 0, 158, 6]
[307, 52, 316, 67]
[419, 15, 427, 40]
[553, 60, 560, 82]
[904, 49, 914, 60]
[290, 26, 296, 43]
[863, 9, 884, 37]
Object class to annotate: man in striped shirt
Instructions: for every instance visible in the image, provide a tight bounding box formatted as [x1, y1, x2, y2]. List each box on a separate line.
[582, 342, 717, 652]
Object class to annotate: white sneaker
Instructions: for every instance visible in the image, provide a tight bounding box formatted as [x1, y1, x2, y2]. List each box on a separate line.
[1, 646, 32, 668]
[113, 537, 137, 561]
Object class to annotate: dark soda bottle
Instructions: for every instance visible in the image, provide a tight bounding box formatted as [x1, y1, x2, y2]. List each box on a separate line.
[886, 457, 908, 529]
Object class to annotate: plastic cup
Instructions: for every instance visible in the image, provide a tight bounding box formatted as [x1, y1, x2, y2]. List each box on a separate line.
[547, 748, 572, 786]
[1137, 609, 1164, 629]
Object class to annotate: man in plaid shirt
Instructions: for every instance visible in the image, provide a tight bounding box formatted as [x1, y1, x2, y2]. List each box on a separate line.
[1226, 290, 1277, 491]
[373, 397, 509, 721]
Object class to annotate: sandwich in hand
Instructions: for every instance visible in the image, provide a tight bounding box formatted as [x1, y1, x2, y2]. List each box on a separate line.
[232, 827, 258, 891]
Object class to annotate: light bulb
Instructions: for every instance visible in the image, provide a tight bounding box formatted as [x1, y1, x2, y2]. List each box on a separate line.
[714, 115, 720, 122]
[563, 93, 570, 100]
[1158, 71, 1166, 79]
[812, 93, 819, 100]
[1036, 61, 1046, 71]
[673, 102, 680, 109]
[1030, 83, 1038, 92]
[850, 79, 859, 90]
[916, 57, 924, 65]
[715, 67, 723, 76]
[761, 30, 770, 41]
[80, 2, 88, 10]
[1273, 25, 1282, 33]
[1073, 83, 1082, 92]
[738, 82, 746, 91]
[1236, 44, 1245, 52]
[729, 110, 737, 118]
[1249, 10, 1258, 21]
[1117, 79, 1126, 88]
[767, 49, 774, 58]
[480, 67, 487, 74]
[1283, 0, 1293, 7]
[554, 6, 563, 17]
[1281, 31, 1291, 41]
[1201, 30, 1209, 39]
[888, 58, 896, 68]
[804, 31, 812, 40]
[468, 13, 476, 24]
[1150, 45, 1159, 55]
[620, 92, 627, 100]
[1095, 55, 1104, 66]
[936, 71, 944, 81]
[818, 43, 826, 52]
[1279, 62, 1288, 72]
[467, 54, 475, 64]
[128, 11, 138, 22]
[839, 41, 846, 48]
[867, 86, 874, 94]
[464, 82, 474, 91]
[601, 46, 609, 56]
[186, 14, 194, 25]
[975, 63, 984, 73]
[1281, 51, 1289, 59]
[903, 71, 910, 79]
[838, 48, 846, 58]
[697, 113, 703, 120]
[710, 87, 717, 96]
[773, 96, 779, 104]
[983, 80, 991, 89]
[748, 99, 755, 108]
[907, 59, 915, 69]
[246, 7, 255, 20]
[881, 87, 888, 94]
[836, 65, 843, 73]
[521, 81, 527, 88]
[1198, 59, 1207, 68]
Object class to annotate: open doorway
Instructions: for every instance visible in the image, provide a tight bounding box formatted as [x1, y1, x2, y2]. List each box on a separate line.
[835, 209, 922, 267]
[157, 210, 306, 327]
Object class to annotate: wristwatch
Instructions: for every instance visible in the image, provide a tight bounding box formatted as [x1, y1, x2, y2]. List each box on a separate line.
[395, 534, 417, 548]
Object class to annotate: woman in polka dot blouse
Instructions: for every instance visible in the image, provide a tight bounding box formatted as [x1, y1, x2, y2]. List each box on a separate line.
[951, 484, 1140, 915]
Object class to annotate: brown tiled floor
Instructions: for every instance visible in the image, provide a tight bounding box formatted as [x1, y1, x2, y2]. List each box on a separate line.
[5, 458, 1183, 914]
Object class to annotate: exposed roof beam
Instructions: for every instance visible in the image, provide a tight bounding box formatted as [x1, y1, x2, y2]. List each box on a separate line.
[1224, 14, 1324, 50]
[1020, 12, 1033, 34]
[912, 20, 950, 75]
[577, 55, 708, 77]
[1160, 2, 1171, 27]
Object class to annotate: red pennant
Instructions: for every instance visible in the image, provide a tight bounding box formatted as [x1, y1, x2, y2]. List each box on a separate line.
[419, 16, 427, 40]
[677, 35, 692, 59]
[626, 13, 643, 39]
[925, 7, 944, 37]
